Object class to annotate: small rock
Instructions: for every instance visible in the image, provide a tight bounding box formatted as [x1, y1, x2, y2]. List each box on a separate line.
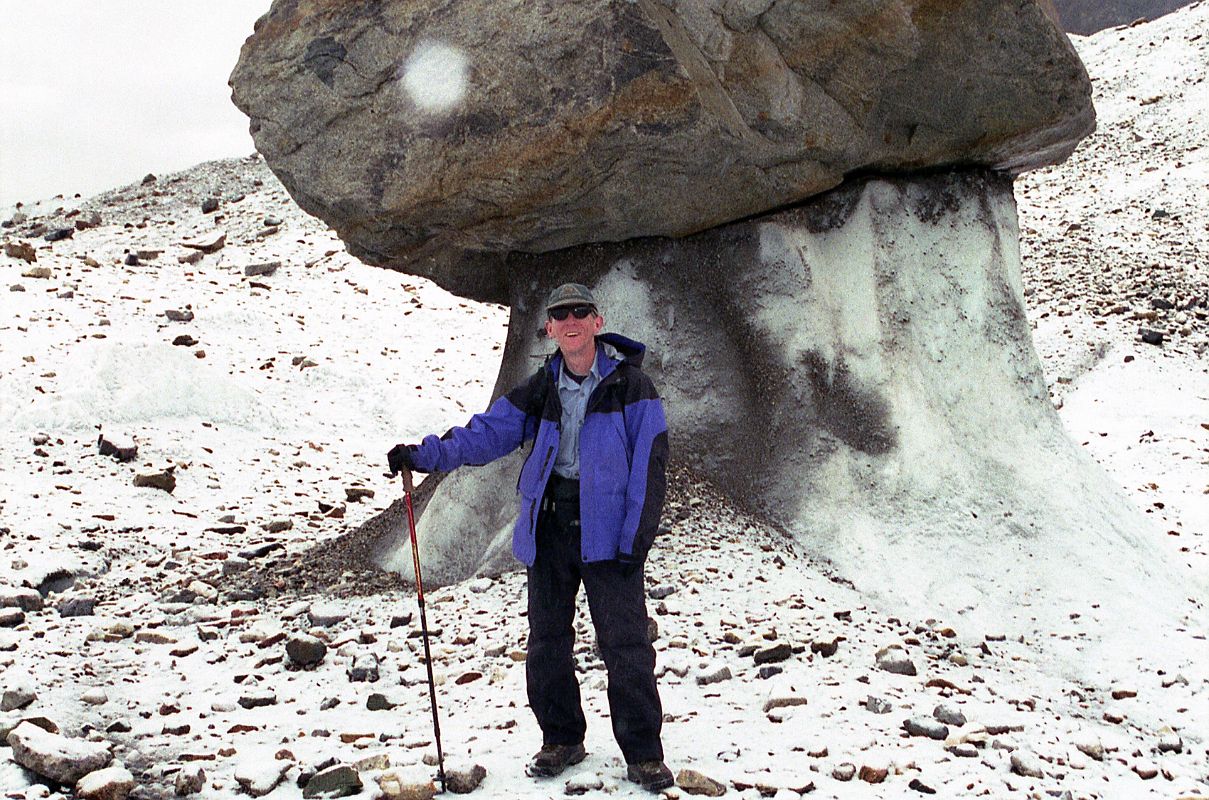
[865, 695, 893, 714]
[97, 434, 138, 462]
[1010, 751, 1045, 779]
[21, 266, 53, 279]
[165, 308, 195, 323]
[172, 334, 198, 347]
[810, 637, 840, 657]
[80, 689, 108, 706]
[565, 772, 603, 795]
[695, 664, 732, 686]
[0, 587, 43, 612]
[309, 602, 349, 627]
[75, 764, 135, 800]
[1139, 328, 1165, 345]
[175, 765, 206, 796]
[2, 684, 36, 711]
[1156, 726, 1182, 753]
[753, 642, 792, 665]
[831, 763, 856, 782]
[238, 690, 277, 709]
[762, 696, 808, 714]
[0, 608, 24, 627]
[44, 228, 74, 242]
[444, 763, 486, 794]
[933, 703, 966, 727]
[345, 487, 375, 503]
[377, 770, 436, 800]
[201, 197, 220, 214]
[903, 717, 949, 740]
[4, 240, 37, 262]
[875, 645, 917, 676]
[134, 468, 176, 493]
[303, 764, 362, 798]
[947, 743, 978, 758]
[908, 777, 937, 795]
[366, 693, 396, 711]
[287, 634, 327, 667]
[181, 231, 226, 253]
[1073, 737, 1103, 761]
[348, 653, 380, 683]
[858, 765, 887, 784]
[235, 757, 290, 797]
[58, 597, 97, 617]
[676, 768, 726, 796]
[245, 261, 281, 277]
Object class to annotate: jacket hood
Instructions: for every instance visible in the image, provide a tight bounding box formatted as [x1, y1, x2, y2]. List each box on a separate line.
[596, 332, 647, 367]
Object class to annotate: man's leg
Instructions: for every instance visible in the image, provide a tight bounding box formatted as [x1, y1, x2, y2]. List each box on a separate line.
[526, 508, 587, 749]
[582, 561, 664, 765]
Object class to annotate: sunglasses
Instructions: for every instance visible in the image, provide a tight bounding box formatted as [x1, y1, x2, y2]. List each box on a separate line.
[549, 305, 596, 321]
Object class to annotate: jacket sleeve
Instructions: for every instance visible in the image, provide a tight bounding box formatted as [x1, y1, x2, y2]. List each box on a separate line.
[619, 371, 669, 562]
[410, 369, 544, 473]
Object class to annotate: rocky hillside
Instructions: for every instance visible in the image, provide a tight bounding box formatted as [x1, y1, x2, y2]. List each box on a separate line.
[1052, 0, 1195, 33]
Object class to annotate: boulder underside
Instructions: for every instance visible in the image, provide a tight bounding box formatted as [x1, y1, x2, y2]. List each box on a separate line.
[370, 170, 1170, 634]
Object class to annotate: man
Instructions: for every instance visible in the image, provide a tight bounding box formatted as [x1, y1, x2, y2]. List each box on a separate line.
[387, 283, 673, 791]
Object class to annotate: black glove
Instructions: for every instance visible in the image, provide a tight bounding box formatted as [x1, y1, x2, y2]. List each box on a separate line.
[387, 444, 417, 476]
[617, 553, 642, 580]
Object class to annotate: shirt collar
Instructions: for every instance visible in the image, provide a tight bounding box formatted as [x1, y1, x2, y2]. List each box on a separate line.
[558, 346, 601, 389]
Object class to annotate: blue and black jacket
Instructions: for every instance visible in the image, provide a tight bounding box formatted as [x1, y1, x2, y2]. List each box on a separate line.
[410, 333, 669, 566]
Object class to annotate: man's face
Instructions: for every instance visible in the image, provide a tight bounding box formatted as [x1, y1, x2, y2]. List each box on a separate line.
[545, 305, 604, 361]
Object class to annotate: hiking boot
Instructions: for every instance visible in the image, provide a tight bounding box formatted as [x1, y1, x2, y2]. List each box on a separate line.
[527, 743, 587, 777]
[626, 760, 674, 792]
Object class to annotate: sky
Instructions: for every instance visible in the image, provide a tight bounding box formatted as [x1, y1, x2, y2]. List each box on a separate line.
[0, 1, 271, 210]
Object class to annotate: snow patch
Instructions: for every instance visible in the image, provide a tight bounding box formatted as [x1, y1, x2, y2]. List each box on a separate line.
[399, 42, 469, 114]
[1, 341, 270, 431]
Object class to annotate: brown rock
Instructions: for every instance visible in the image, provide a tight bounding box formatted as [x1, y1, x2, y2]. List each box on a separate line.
[4, 241, 37, 263]
[858, 765, 888, 784]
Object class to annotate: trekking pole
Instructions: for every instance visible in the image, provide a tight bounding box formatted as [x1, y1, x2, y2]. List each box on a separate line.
[401, 469, 447, 793]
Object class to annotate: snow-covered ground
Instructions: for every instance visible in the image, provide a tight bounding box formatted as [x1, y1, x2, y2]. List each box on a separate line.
[1, 5, 1207, 799]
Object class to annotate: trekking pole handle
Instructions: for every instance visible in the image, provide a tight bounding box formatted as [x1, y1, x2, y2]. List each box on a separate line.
[401, 468, 415, 494]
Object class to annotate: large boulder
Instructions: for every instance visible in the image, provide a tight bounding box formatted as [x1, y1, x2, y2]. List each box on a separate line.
[230, 0, 1093, 296]
[367, 169, 1183, 641]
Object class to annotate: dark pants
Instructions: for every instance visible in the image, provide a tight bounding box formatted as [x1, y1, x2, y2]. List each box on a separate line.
[526, 476, 664, 765]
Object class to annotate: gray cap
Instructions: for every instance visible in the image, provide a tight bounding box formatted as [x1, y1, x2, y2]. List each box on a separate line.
[545, 282, 597, 312]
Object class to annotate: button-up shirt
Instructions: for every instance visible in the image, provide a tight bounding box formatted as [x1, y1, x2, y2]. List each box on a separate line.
[553, 349, 602, 479]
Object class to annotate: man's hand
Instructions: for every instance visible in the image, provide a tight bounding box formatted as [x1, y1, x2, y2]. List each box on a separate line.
[387, 444, 417, 476]
[617, 553, 642, 580]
